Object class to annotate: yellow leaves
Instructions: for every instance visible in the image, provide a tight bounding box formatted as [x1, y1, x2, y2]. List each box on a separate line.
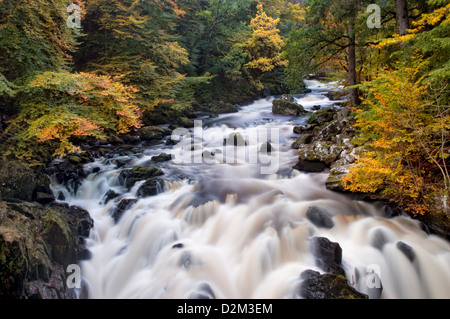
[343, 58, 443, 216]
[377, 3, 450, 48]
[244, 3, 287, 81]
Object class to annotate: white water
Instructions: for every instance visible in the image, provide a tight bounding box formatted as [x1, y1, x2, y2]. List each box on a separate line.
[52, 81, 450, 299]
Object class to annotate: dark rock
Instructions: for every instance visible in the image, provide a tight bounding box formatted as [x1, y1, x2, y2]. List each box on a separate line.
[312, 105, 321, 111]
[293, 125, 313, 134]
[224, 133, 246, 147]
[300, 269, 321, 280]
[371, 229, 389, 251]
[307, 107, 338, 126]
[110, 199, 138, 223]
[259, 142, 272, 154]
[137, 178, 163, 198]
[300, 273, 368, 299]
[121, 166, 164, 189]
[172, 243, 184, 249]
[293, 160, 327, 173]
[34, 192, 55, 205]
[150, 153, 172, 163]
[139, 126, 165, 142]
[0, 161, 37, 202]
[272, 99, 308, 116]
[306, 206, 335, 229]
[396, 241, 415, 262]
[385, 206, 401, 218]
[309, 237, 345, 276]
[103, 189, 120, 204]
[122, 134, 141, 145]
[176, 117, 194, 128]
[209, 101, 239, 115]
[0, 202, 93, 299]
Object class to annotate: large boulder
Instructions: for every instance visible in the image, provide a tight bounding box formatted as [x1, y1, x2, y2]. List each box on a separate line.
[309, 237, 345, 276]
[0, 202, 93, 299]
[0, 160, 55, 205]
[273, 95, 308, 116]
[121, 166, 164, 189]
[299, 271, 368, 299]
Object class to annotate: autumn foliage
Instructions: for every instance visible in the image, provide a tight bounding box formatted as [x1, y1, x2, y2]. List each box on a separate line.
[6, 72, 142, 159]
[343, 59, 450, 215]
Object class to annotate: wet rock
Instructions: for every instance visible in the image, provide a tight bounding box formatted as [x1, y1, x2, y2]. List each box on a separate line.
[306, 206, 335, 229]
[396, 241, 415, 262]
[309, 237, 345, 276]
[103, 189, 120, 204]
[272, 98, 308, 116]
[121, 166, 164, 189]
[139, 126, 165, 142]
[259, 142, 272, 154]
[208, 101, 239, 115]
[34, 192, 55, 205]
[110, 199, 138, 223]
[189, 283, 216, 299]
[224, 133, 246, 147]
[293, 160, 327, 173]
[137, 178, 163, 198]
[172, 243, 184, 249]
[307, 107, 338, 126]
[293, 125, 313, 134]
[299, 272, 368, 299]
[150, 153, 172, 163]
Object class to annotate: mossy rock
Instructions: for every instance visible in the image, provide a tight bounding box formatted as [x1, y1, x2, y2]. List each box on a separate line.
[307, 107, 338, 126]
[272, 99, 308, 116]
[123, 166, 164, 188]
[300, 272, 368, 299]
[0, 202, 93, 299]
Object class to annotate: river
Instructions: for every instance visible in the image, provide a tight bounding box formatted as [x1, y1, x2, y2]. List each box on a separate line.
[51, 80, 450, 299]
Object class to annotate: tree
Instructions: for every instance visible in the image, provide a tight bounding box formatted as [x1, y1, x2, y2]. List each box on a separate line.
[343, 59, 450, 215]
[0, 0, 82, 85]
[244, 3, 287, 91]
[284, 0, 371, 104]
[5, 71, 142, 160]
[76, 0, 193, 112]
[396, 0, 409, 36]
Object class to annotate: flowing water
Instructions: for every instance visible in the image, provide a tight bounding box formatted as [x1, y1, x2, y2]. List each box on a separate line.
[52, 80, 450, 299]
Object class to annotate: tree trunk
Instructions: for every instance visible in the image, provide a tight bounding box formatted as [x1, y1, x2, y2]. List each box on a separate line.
[396, 0, 409, 36]
[348, 23, 358, 107]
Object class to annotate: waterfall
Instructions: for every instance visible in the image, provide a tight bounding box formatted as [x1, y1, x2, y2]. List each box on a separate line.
[52, 80, 450, 299]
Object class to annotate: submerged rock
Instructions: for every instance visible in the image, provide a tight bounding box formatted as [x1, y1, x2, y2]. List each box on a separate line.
[306, 206, 335, 229]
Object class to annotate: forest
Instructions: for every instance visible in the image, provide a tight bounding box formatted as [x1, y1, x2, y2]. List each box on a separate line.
[1, 0, 449, 219]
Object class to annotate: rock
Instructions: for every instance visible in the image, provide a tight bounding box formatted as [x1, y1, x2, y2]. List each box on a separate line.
[110, 199, 138, 223]
[150, 153, 172, 163]
[139, 126, 165, 142]
[272, 99, 308, 116]
[0, 161, 55, 204]
[34, 192, 55, 205]
[137, 178, 163, 198]
[293, 160, 327, 173]
[0, 202, 93, 299]
[0, 161, 37, 202]
[122, 134, 141, 145]
[309, 237, 345, 276]
[307, 107, 338, 126]
[259, 142, 272, 154]
[306, 206, 335, 229]
[209, 101, 239, 115]
[176, 117, 194, 128]
[121, 166, 164, 189]
[224, 133, 246, 147]
[396, 241, 415, 262]
[103, 189, 120, 204]
[293, 125, 313, 134]
[299, 272, 368, 299]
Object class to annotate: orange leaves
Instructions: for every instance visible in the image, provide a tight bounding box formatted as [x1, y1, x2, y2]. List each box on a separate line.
[12, 71, 143, 157]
